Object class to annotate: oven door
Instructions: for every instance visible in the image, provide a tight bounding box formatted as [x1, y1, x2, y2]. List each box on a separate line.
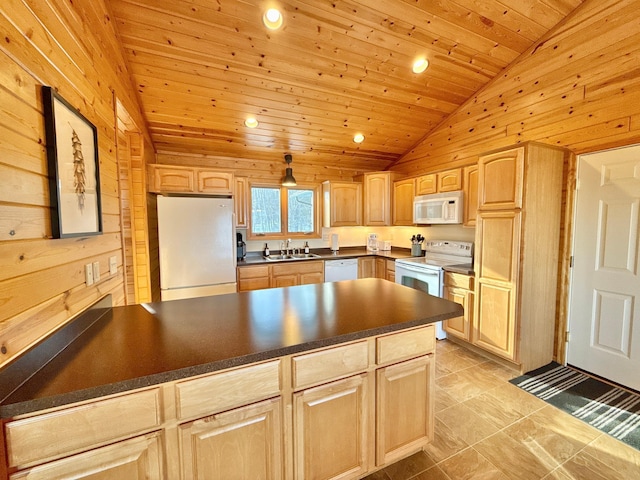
[395, 261, 446, 339]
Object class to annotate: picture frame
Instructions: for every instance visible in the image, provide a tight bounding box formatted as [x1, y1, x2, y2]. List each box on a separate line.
[43, 86, 102, 238]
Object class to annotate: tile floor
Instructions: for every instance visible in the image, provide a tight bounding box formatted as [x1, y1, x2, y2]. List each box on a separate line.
[364, 339, 640, 480]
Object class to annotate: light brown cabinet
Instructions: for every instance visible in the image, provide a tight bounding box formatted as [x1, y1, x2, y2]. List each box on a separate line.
[443, 272, 474, 342]
[415, 174, 436, 195]
[392, 178, 415, 226]
[271, 261, 324, 288]
[437, 168, 462, 192]
[293, 374, 369, 480]
[473, 142, 566, 372]
[237, 265, 270, 291]
[178, 398, 283, 479]
[357, 172, 396, 226]
[358, 257, 376, 278]
[463, 165, 478, 227]
[148, 164, 233, 195]
[375, 257, 386, 279]
[323, 181, 362, 227]
[235, 176, 248, 228]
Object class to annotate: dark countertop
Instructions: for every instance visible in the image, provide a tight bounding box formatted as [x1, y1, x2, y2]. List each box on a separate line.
[0, 279, 462, 418]
[238, 246, 415, 266]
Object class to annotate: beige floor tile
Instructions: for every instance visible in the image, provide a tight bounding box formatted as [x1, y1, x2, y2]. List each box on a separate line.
[580, 433, 640, 479]
[439, 447, 510, 480]
[549, 451, 619, 480]
[483, 383, 547, 418]
[477, 360, 520, 382]
[434, 386, 460, 413]
[474, 431, 556, 479]
[381, 451, 435, 480]
[436, 339, 461, 355]
[462, 392, 528, 430]
[423, 418, 469, 463]
[436, 402, 501, 446]
[436, 369, 503, 402]
[436, 351, 480, 378]
[526, 406, 602, 445]
[411, 465, 451, 480]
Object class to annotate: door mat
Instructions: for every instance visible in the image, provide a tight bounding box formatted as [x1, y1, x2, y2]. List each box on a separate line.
[509, 362, 640, 451]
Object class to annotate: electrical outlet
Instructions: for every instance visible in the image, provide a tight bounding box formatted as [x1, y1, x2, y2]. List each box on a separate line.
[92, 261, 100, 282]
[109, 256, 117, 275]
[85, 264, 94, 286]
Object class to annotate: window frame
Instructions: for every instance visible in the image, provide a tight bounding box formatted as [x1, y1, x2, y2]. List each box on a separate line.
[248, 182, 321, 241]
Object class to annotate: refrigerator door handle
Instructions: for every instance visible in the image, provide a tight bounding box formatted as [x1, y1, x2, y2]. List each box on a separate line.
[232, 213, 237, 268]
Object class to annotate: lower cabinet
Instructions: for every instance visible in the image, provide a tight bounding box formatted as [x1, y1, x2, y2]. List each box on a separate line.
[293, 375, 369, 480]
[179, 398, 283, 480]
[271, 261, 324, 288]
[9, 432, 163, 480]
[376, 355, 433, 466]
[443, 272, 474, 342]
[358, 257, 376, 278]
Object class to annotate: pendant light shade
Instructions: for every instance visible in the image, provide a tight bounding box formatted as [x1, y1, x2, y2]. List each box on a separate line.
[282, 154, 297, 186]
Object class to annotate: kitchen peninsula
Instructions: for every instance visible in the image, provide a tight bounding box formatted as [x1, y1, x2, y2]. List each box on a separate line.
[0, 279, 461, 479]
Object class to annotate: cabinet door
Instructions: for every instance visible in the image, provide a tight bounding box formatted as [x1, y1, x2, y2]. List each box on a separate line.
[363, 173, 391, 225]
[150, 166, 194, 193]
[437, 168, 462, 192]
[415, 174, 436, 195]
[392, 179, 415, 225]
[463, 165, 478, 227]
[197, 170, 233, 194]
[478, 147, 524, 210]
[376, 355, 433, 466]
[443, 286, 471, 341]
[293, 374, 369, 480]
[473, 211, 521, 361]
[179, 398, 282, 480]
[375, 258, 386, 279]
[235, 177, 248, 227]
[358, 257, 375, 278]
[327, 182, 362, 226]
[300, 271, 324, 285]
[10, 432, 163, 480]
[385, 259, 395, 282]
[237, 266, 270, 291]
[271, 274, 298, 288]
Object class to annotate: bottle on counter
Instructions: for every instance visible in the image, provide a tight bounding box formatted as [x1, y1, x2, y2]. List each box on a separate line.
[304, 241, 310, 254]
[264, 243, 270, 256]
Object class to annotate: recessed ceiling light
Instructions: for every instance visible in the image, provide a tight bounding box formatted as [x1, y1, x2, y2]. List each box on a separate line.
[263, 8, 283, 30]
[244, 117, 259, 128]
[353, 133, 365, 143]
[412, 58, 429, 74]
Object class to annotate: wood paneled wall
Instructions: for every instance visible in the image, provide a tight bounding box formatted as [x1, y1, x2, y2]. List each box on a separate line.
[392, 0, 640, 175]
[0, 0, 149, 368]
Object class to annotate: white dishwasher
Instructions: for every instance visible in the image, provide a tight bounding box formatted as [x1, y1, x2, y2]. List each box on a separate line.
[324, 258, 359, 282]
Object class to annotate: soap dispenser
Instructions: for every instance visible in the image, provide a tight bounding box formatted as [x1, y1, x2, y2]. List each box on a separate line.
[263, 243, 270, 257]
[304, 241, 310, 254]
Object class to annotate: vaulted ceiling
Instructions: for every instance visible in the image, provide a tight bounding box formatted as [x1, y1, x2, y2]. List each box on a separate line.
[109, 0, 585, 171]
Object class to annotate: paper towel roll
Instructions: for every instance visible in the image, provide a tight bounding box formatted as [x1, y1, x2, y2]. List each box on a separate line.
[330, 233, 339, 252]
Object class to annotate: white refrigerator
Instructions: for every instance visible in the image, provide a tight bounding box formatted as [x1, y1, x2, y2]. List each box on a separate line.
[157, 195, 237, 301]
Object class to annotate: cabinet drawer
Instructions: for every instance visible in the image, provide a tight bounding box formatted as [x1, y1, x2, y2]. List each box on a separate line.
[175, 360, 281, 420]
[5, 388, 161, 469]
[292, 341, 369, 389]
[444, 272, 474, 291]
[271, 261, 323, 276]
[237, 266, 270, 279]
[376, 326, 435, 365]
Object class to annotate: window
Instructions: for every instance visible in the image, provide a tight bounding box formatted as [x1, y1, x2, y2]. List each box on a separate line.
[249, 184, 319, 239]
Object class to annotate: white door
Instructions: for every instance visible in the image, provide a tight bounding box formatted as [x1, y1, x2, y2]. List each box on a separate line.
[567, 144, 640, 390]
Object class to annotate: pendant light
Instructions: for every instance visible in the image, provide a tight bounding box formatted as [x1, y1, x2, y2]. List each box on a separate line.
[282, 154, 297, 186]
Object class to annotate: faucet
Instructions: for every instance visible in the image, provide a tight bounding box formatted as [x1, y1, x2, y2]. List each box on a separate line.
[286, 238, 292, 256]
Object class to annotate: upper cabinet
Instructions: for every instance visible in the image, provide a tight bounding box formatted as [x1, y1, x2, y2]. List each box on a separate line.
[463, 165, 478, 227]
[323, 181, 362, 227]
[415, 168, 461, 195]
[148, 165, 233, 195]
[477, 148, 524, 210]
[234, 177, 248, 228]
[392, 178, 415, 226]
[357, 172, 396, 226]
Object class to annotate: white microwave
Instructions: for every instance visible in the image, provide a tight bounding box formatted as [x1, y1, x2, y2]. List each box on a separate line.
[413, 191, 463, 224]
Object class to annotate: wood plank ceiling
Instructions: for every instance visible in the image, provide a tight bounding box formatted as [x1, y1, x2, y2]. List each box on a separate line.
[108, 0, 585, 172]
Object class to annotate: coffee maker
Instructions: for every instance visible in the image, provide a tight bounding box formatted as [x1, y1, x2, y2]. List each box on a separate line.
[236, 232, 246, 261]
[367, 233, 378, 251]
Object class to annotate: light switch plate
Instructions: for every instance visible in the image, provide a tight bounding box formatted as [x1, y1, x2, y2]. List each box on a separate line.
[92, 261, 100, 282]
[85, 264, 94, 286]
[109, 256, 117, 275]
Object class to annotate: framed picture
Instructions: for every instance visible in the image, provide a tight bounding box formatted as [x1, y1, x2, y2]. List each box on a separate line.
[43, 86, 102, 238]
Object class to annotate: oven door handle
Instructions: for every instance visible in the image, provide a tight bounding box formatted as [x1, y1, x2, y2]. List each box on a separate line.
[396, 264, 440, 276]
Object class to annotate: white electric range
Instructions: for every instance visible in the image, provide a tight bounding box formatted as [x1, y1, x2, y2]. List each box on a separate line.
[395, 240, 473, 339]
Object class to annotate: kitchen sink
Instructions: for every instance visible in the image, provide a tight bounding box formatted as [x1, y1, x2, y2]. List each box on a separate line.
[264, 253, 321, 261]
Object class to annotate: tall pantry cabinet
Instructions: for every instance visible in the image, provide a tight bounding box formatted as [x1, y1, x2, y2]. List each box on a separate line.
[473, 142, 567, 373]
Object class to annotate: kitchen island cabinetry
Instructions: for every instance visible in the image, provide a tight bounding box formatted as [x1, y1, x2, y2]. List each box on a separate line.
[473, 142, 566, 372]
[0, 280, 459, 480]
